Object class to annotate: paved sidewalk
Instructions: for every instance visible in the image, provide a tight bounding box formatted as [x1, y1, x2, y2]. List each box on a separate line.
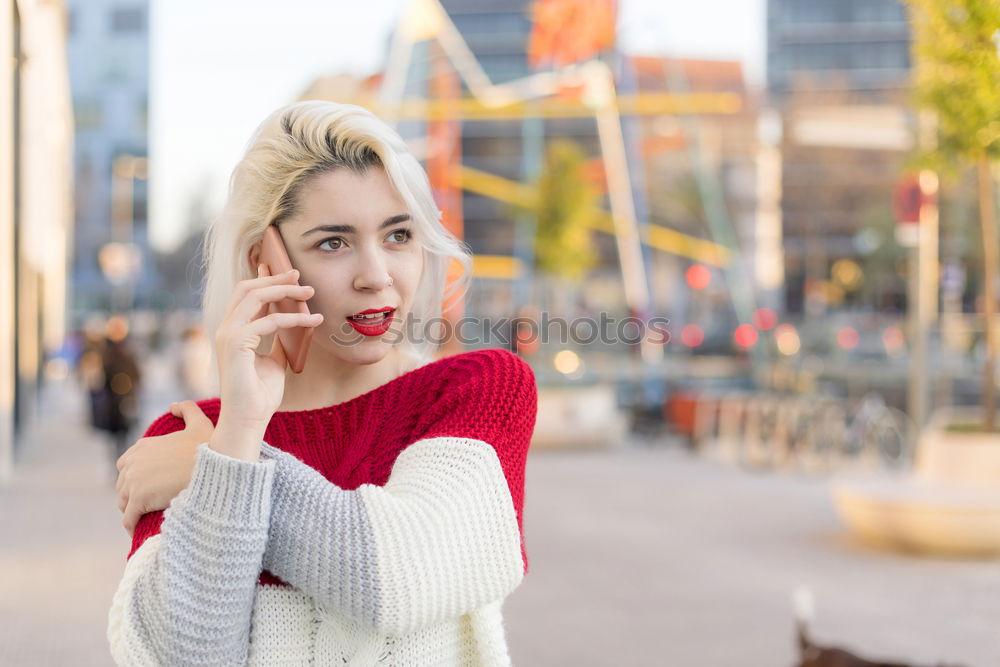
[0, 354, 186, 666]
[506, 445, 1000, 666]
[0, 382, 143, 666]
[1, 354, 998, 665]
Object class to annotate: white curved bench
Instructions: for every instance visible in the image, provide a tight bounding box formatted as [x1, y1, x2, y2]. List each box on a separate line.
[831, 407, 1000, 558]
[832, 476, 1000, 557]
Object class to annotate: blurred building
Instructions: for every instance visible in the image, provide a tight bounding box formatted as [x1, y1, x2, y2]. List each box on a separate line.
[766, 0, 913, 314]
[422, 0, 651, 324]
[439, 0, 540, 262]
[767, 0, 911, 98]
[65, 0, 153, 317]
[428, 0, 765, 337]
[304, 0, 611, 318]
[0, 0, 75, 481]
[302, 0, 761, 344]
[440, 0, 534, 84]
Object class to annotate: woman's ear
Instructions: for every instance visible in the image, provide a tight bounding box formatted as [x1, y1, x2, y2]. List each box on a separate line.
[247, 242, 262, 274]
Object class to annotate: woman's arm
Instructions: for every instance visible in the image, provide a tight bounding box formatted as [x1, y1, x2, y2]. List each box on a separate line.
[115, 350, 537, 639]
[107, 439, 275, 666]
[258, 434, 526, 637]
[109, 263, 322, 664]
[258, 349, 536, 637]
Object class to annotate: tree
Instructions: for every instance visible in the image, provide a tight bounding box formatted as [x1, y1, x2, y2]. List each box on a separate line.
[905, 0, 1000, 430]
[529, 139, 601, 284]
[505, 138, 602, 317]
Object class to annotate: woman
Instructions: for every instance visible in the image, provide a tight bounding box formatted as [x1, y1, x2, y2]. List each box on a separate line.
[108, 100, 537, 666]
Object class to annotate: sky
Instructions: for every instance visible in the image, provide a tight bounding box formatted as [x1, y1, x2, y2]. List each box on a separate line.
[149, 0, 766, 252]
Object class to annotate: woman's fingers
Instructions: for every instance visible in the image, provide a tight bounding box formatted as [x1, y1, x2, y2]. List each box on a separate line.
[244, 311, 323, 340]
[122, 500, 143, 536]
[115, 446, 133, 472]
[224, 267, 300, 318]
[257, 265, 286, 369]
[122, 485, 156, 534]
[226, 283, 315, 330]
[216, 310, 322, 361]
[267, 326, 289, 367]
[174, 400, 214, 432]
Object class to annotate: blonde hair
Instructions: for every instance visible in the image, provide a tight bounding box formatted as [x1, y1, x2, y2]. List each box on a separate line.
[200, 100, 472, 364]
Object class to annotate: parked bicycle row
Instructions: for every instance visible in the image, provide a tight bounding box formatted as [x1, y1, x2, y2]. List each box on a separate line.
[666, 390, 916, 474]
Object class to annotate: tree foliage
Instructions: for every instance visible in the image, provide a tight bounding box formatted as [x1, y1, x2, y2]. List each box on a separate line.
[906, 0, 1000, 429]
[906, 0, 1000, 169]
[530, 139, 601, 282]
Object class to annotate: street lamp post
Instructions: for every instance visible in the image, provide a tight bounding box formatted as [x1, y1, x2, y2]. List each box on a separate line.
[103, 154, 147, 312]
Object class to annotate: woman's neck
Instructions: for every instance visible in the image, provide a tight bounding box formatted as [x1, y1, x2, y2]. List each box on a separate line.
[276, 346, 421, 412]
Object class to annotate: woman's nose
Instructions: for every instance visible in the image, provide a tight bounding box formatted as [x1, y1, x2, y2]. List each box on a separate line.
[351, 248, 392, 292]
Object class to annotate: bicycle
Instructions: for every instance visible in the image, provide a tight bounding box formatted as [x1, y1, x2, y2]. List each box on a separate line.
[844, 392, 914, 471]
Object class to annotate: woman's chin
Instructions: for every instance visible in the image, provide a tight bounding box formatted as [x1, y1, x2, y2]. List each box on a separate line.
[324, 340, 395, 366]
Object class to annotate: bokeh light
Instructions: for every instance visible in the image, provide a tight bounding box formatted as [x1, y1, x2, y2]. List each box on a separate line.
[553, 349, 582, 376]
[832, 258, 864, 291]
[686, 264, 711, 290]
[733, 324, 759, 348]
[837, 326, 860, 350]
[680, 324, 704, 347]
[774, 323, 801, 356]
[882, 325, 906, 356]
[752, 307, 778, 331]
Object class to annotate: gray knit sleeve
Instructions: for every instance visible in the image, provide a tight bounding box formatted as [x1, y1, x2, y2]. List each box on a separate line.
[257, 438, 525, 636]
[107, 442, 275, 666]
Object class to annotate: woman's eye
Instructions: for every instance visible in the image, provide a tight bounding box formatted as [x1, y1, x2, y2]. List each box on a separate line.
[317, 237, 344, 251]
[317, 229, 410, 252]
[389, 229, 412, 243]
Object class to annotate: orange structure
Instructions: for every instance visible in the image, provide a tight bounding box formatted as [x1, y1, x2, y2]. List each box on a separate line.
[428, 41, 465, 356]
[528, 0, 617, 69]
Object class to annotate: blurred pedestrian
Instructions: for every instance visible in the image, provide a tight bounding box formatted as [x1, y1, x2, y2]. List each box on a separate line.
[94, 315, 143, 469]
[78, 316, 108, 435]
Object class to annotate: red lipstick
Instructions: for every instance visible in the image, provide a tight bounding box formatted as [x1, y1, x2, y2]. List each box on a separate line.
[345, 307, 395, 337]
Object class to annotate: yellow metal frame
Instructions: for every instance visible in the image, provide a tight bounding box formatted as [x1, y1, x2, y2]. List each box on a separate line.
[456, 165, 731, 269]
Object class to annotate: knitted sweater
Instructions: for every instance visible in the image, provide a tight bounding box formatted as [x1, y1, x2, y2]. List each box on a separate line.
[106, 348, 537, 666]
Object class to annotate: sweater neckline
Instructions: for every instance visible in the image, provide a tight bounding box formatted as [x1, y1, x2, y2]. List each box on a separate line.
[268, 350, 458, 418]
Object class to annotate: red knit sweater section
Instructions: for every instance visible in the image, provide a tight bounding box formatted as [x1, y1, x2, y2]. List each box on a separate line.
[128, 348, 537, 587]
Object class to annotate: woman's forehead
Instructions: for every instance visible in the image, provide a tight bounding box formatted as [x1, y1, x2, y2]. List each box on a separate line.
[288, 169, 409, 230]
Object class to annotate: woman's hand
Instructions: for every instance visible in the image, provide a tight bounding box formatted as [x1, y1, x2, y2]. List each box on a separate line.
[212, 264, 322, 458]
[115, 400, 216, 536]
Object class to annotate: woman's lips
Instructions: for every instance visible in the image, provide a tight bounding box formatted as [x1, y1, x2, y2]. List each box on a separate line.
[345, 309, 394, 336]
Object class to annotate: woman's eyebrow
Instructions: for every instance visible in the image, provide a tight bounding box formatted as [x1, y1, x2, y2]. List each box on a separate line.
[301, 213, 411, 237]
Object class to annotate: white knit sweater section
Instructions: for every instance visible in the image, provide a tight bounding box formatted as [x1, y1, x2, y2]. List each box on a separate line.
[107, 436, 525, 666]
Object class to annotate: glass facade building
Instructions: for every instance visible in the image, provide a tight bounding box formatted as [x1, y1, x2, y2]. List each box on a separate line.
[767, 0, 911, 96]
[66, 0, 151, 315]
